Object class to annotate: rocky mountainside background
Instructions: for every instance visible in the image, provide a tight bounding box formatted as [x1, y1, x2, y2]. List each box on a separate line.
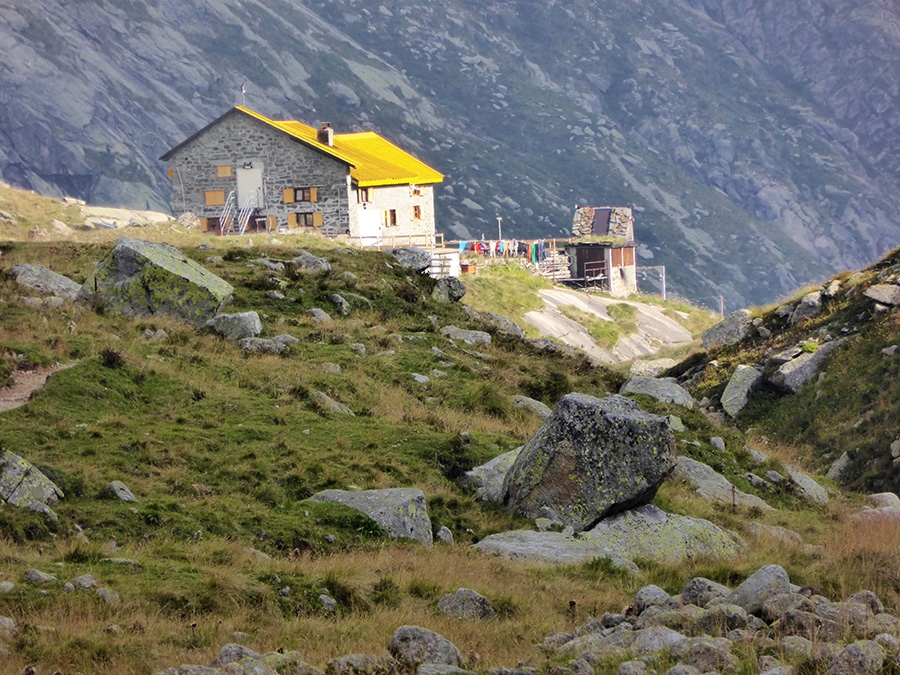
[2, 0, 900, 309]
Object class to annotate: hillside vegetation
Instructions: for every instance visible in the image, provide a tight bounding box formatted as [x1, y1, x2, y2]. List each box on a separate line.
[1, 188, 900, 674]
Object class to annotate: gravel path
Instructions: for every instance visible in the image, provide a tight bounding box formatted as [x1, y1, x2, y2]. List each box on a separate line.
[0, 363, 75, 413]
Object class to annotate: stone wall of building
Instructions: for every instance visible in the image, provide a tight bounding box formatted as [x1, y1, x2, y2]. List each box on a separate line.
[351, 184, 436, 246]
[167, 111, 351, 235]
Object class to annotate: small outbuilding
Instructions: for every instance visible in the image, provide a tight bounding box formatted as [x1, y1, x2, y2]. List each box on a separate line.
[564, 205, 638, 297]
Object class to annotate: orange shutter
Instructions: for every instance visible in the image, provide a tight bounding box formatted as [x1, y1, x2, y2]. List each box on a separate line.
[288, 213, 298, 229]
[313, 212, 324, 228]
[310, 187, 318, 203]
[199, 217, 208, 231]
[167, 167, 173, 178]
[283, 188, 294, 204]
[205, 190, 226, 206]
[216, 165, 232, 177]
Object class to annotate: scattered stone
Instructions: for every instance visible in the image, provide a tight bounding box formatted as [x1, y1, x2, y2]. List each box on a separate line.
[10, 264, 81, 299]
[701, 309, 753, 348]
[97, 587, 120, 604]
[440, 325, 491, 346]
[312, 392, 355, 415]
[769, 340, 846, 394]
[710, 437, 726, 451]
[25, 569, 57, 584]
[321, 363, 343, 374]
[672, 457, 773, 511]
[72, 574, 98, 589]
[721, 366, 763, 417]
[462, 307, 526, 338]
[620, 376, 694, 410]
[0, 582, 15, 594]
[350, 343, 366, 355]
[511, 395, 553, 419]
[239, 337, 288, 354]
[310, 308, 333, 324]
[288, 251, 332, 275]
[78, 237, 233, 323]
[864, 493, 900, 509]
[329, 294, 352, 316]
[206, 311, 263, 340]
[386, 248, 432, 273]
[0, 450, 64, 508]
[320, 594, 337, 613]
[630, 359, 678, 377]
[310, 488, 433, 546]
[790, 291, 823, 324]
[109, 480, 138, 502]
[864, 285, 900, 306]
[432, 277, 467, 303]
[682, 577, 731, 609]
[388, 626, 462, 670]
[727, 565, 791, 615]
[465, 447, 523, 503]
[436, 526, 453, 545]
[412, 373, 430, 384]
[503, 394, 676, 531]
[438, 588, 496, 620]
[784, 466, 829, 505]
[827, 453, 851, 481]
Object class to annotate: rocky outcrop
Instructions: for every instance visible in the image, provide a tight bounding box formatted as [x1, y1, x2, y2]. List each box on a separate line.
[437, 588, 495, 620]
[388, 626, 461, 671]
[288, 251, 332, 276]
[432, 277, 466, 303]
[502, 394, 676, 531]
[206, 311, 262, 340]
[10, 264, 80, 299]
[721, 366, 763, 417]
[0, 450, 64, 512]
[464, 447, 523, 503]
[769, 340, 846, 394]
[78, 238, 233, 324]
[387, 248, 432, 273]
[439, 325, 491, 346]
[672, 456, 773, 511]
[474, 505, 741, 566]
[463, 306, 526, 339]
[309, 488, 433, 546]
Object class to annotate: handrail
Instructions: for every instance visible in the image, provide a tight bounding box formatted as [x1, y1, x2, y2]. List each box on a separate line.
[219, 191, 236, 236]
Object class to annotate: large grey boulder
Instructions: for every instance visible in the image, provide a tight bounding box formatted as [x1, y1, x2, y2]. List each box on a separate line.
[11, 264, 81, 299]
[769, 340, 846, 393]
[721, 366, 763, 417]
[206, 311, 262, 340]
[440, 325, 491, 346]
[432, 277, 466, 303]
[474, 505, 741, 566]
[310, 488, 433, 546]
[387, 247, 432, 273]
[785, 465, 830, 505]
[503, 394, 676, 531]
[78, 237, 233, 323]
[672, 457, 773, 511]
[437, 588, 495, 620]
[826, 641, 885, 675]
[512, 395, 553, 419]
[701, 310, 752, 348]
[790, 291, 823, 324]
[0, 450, 64, 508]
[388, 626, 461, 671]
[109, 480, 137, 502]
[727, 565, 792, 615]
[464, 447, 523, 503]
[620, 376, 694, 410]
[682, 578, 732, 609]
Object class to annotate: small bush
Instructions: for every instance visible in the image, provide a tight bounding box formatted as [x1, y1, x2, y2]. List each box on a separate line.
[99, 347, 125, 368]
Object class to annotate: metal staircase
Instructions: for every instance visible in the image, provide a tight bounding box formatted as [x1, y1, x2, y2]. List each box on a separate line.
[219, 191, 236, 236]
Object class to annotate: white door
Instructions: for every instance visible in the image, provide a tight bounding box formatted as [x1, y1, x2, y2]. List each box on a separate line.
[357, 208, 382, 245]
[237, 167, 263, 208]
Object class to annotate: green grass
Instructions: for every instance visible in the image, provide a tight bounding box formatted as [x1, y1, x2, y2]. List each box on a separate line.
[460, 262, 552, 337]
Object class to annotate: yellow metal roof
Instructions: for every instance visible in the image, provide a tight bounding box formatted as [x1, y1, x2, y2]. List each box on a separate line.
[237, 106, 442, 187]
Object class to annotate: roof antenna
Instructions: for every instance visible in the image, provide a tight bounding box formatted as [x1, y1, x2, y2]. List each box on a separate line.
[240, 81, 246, 107]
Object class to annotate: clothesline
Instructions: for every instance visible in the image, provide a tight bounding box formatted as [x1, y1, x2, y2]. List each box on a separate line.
[451, 238, 560, 262]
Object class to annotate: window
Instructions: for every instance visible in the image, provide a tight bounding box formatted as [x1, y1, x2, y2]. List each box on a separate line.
[291, 212, 324, 228]
[216, 165, 232, 178]
[357, 187, 372, 203]
[410, 185, 421, 196]
[205, 190, 226, 206]
[412, 205, 422, 220]
[283, 187, 318, 204]
[383, 209, 397, 227]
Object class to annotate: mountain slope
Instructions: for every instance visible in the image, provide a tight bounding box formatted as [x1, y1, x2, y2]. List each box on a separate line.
[2, 0, 900, 309]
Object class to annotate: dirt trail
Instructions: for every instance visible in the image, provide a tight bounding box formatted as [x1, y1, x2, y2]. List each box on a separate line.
[0, 363, 75, 413]
[524, 288, 694, 364]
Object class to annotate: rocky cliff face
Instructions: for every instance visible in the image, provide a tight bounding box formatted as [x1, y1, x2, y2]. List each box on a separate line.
[2, 0, 899, 309]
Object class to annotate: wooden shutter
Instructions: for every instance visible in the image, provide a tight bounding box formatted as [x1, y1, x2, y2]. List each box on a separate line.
[216, 165, 232, 178]
[167, 167, 173, 178]
[205, 190, 225, 206]
[199, 217, 208, 231]
[267, 215, 276, 230]
[283, 188, 294, 204]
[310, 187, 318, 203]
[625, 247, 635, 265]
[288, 213, 298, 229]
[313, 212, 324, 228]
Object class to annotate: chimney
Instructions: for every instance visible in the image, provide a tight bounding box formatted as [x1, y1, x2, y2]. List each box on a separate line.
[318, 122, 334, 146]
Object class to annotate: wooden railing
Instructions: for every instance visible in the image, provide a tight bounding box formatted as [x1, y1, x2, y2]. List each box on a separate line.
[341, 232, 445, 250]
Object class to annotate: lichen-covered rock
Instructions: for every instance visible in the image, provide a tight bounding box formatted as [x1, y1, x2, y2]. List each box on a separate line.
[206, 311, 262, 340]
[238, 337, 289, 354]
[635, 585, 673, 615]
[826, 641, 885, 675]
[682, 577, 732, 609]
[0, 450, 64, 508]
[11, 263, 81, 299]
[386, 248, 432, 273]
[388, 626, 461, 671]
[701, 309, 752, 348]
[785, 465, 830, 505]
[310, 488, 433, 546]
[864, 284, 900, 306]
[326, 653, 394, 675]
[437, 588, 495, 620]
[728, 565, 792, 615]
[512, 396, 553, 419]
[312, 391, 354, 415]
[109, 480, 137, 502]
[672, 457, 773, 511]
[78, 237, 233, 323]
[472, 529, 638, 568]
[465, 447, 523, 503]
[790, 291, 823, 324]
[329, 294, 352, 316]
[721, 365, 763, 417]
[432, 277, 466, 303]
[620, 376, 694, 410]
[502, 394, 676, 531]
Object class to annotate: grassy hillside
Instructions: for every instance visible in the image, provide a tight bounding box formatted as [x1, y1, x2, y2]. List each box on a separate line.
[1, 188, 900, 674]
